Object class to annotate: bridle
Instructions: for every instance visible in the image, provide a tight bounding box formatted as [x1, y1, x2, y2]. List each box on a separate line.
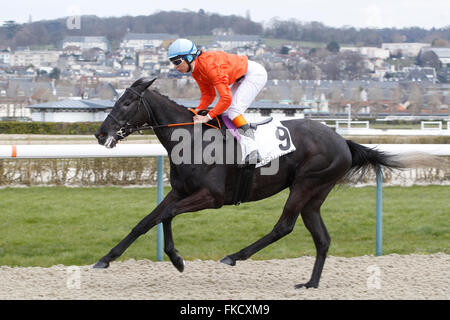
[106, 87, 157, 139]
[106, 86, 221, 140]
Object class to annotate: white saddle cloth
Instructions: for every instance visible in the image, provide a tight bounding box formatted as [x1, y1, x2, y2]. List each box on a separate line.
[239, 119, 296, 168]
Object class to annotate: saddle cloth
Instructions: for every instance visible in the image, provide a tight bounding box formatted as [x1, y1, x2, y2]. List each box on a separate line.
[222, 115, 296, 168]
[252, 119, 296, 168]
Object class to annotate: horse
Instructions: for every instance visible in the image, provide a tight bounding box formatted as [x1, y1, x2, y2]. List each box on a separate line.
[93, 77, 428, 289]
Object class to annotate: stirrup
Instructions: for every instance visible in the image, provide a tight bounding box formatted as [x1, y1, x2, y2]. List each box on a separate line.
[249, 117, 273, 130]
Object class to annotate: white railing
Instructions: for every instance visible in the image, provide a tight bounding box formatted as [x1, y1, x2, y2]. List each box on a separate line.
[1, 143, 449, 159]
[0, 144, 167, 159]
[335, 120, 370, 130]
[420, 121, 442, 130]
[0, 143, 449, 159]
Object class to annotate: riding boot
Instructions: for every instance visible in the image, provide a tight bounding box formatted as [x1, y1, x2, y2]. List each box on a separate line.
[238, 124, 262, 165]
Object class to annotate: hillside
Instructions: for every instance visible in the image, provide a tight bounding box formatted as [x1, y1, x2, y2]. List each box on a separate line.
[0, 10, 449, 49]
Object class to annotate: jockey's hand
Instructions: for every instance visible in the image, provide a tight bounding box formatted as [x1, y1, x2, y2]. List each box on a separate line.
[193, 115, 210, 124]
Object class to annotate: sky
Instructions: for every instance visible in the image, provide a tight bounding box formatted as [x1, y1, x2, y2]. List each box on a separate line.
[1, 0, 449, 29]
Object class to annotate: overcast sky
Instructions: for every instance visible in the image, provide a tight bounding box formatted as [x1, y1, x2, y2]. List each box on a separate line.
[1, 0, 449, 29]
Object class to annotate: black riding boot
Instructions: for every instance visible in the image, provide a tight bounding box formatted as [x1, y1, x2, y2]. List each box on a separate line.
[239, 124, 262, 165]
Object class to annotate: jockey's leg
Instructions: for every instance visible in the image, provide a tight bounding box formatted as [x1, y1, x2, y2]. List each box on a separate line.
[226, 60, 267, 165]
[232, 114, 261, 164]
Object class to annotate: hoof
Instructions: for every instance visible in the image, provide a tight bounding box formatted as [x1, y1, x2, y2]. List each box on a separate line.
[220, 256, 236, 266]
[93, 260, 110, 269]
[295, 282, 318, 289]
[172, 256, 185, 273]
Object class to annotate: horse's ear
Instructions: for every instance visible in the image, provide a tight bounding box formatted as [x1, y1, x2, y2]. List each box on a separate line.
[144, 78, 157, 90]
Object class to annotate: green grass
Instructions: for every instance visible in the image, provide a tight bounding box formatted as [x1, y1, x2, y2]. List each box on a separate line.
[0, 186, 448, 267]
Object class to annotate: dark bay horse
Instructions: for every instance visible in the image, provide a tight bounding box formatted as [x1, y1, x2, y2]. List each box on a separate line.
[93, 78, 416, 288]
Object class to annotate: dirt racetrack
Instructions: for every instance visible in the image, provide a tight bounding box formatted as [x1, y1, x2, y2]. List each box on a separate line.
[0, 253, 448, 300]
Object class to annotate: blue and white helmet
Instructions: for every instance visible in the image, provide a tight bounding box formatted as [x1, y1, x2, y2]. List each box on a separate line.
[168, 38, 198, 62]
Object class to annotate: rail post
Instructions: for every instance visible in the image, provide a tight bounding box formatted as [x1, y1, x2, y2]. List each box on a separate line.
[376, 166, 383, 256]
[156, 156, 164, 261]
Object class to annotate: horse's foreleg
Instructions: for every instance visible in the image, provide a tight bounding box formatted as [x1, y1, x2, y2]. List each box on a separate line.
[93, 190, 178, 268]
[161, 187, 222, 271]
[162, 217, 185, 272]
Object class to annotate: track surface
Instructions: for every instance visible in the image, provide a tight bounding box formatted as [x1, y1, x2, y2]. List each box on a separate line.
[0, 253, 448, 300]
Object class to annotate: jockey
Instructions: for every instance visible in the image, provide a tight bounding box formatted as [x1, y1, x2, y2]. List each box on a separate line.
[168, 38, 267, 165]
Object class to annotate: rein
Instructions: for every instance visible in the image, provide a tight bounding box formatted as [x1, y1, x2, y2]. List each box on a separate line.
[110, 87, 221, 138]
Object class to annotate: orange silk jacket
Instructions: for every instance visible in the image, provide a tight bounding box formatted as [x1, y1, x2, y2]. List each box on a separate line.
[192, 51, 248, 119]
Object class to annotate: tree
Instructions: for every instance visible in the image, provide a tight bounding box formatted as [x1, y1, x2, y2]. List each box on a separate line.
[326, 41, 340, 53]
[406, 84, 424, 115]
[2, 20, 20, 39]
[49, 68, 61, 80]
[417, 50, 441, 71]
[431, 38, 449, 47]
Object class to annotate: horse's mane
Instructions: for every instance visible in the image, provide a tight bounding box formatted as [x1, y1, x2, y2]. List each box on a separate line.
[132, 77, 192, 115]
[151, 89, 185, 108]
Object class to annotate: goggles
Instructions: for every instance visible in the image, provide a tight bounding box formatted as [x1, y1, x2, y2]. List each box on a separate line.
[170, 56, 185, 66]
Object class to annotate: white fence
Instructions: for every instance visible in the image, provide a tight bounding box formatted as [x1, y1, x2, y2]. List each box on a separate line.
[0, 144, 167, 159]
[0, 143, 449, 159]
[314, 120, 450, 136]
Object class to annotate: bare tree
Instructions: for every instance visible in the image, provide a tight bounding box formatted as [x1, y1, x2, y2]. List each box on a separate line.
[368, 85, 384, 116]
[406, 84, 424, 115]
[427, 92, 443, 115]
[328, 87, 344, 115]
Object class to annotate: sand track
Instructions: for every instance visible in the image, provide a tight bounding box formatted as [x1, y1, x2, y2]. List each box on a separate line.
[0, 253, 448, 300]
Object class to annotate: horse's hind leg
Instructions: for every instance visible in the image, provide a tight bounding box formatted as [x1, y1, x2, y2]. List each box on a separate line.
[220, 180, 319, 267]
[295, 185, 334, 289]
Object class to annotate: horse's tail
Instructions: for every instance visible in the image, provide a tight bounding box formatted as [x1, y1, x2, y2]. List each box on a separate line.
[344, 140, 445, 181]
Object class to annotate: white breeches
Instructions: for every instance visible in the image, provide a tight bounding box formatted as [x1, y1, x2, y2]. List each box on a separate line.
[224, 60, 268, 121]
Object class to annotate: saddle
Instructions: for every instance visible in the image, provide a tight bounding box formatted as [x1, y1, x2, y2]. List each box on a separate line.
[198, 111, 274, 205]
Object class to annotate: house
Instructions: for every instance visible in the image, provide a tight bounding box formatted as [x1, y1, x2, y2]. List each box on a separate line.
[420, 47, 450, 66]
[121, 57, 136, 71]
[26, 99, 114, 122]
[9, 50, 60, 68]
[341, 47, 390, 59]
[381, 43, 429, 57]
[0, 48, 11, 65]
[120, 33, 178, 51]
[137, 50, 159, 68]
[62, 36, 110, 52]
[213, 35, 263, 50]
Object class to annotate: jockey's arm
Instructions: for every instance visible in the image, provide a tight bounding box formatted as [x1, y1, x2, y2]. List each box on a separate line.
[206, 83, 232, 119]
[196, 81, 216, 112]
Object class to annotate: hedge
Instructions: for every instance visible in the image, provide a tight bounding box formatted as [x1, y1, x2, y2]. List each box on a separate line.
[0, 121, 156, 135]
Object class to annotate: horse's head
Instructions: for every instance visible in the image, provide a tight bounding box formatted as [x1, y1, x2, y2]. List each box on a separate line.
[95, 78, 156, 148]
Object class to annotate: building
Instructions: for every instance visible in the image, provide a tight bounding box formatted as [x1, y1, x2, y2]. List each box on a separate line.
[120, 33, 178, 51]
[9, 50, 60, 68]
[26, 99, 114, 122]
[0, 48, 11, 64]
[420, 47, 450, 66]
[213, 35, 263, 50]
[381, 43, 429, 57]
[341, 47, 390, 59]
[62, 36, 110, 52]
